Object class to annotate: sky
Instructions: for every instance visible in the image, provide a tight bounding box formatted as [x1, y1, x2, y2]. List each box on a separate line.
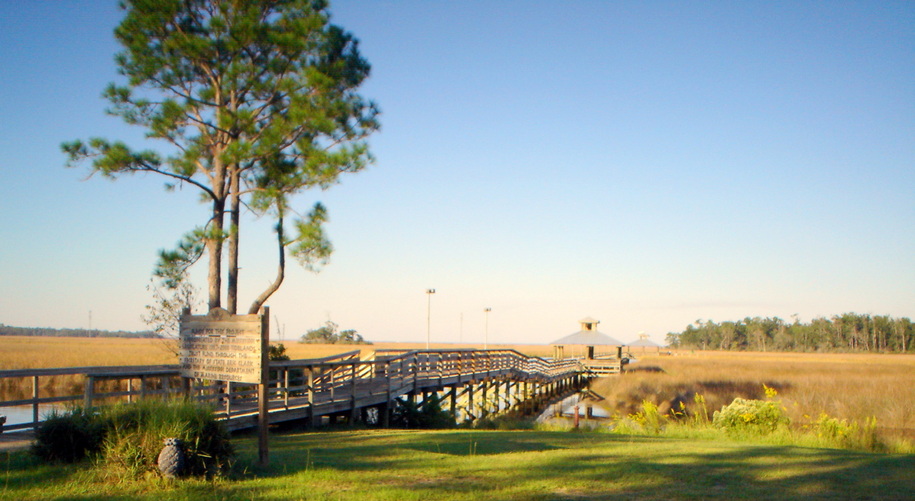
[0, 1, 912, 347]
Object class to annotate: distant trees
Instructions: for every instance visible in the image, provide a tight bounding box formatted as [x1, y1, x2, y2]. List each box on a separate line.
[0, 324, 158, 339]
[666, 313, 913, 353]
[299, 321, 370, 345]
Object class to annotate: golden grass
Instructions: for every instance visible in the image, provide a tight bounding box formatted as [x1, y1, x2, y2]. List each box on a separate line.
[0, 336, 554, 371]
[0, 336, 178, 370]
[591, 350, 915, 445]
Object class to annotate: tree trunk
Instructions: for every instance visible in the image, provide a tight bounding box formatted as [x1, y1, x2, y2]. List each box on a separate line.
[227, 166, 240, 314]
[207, 196, 225, 312]
[248, 217, 285, 315]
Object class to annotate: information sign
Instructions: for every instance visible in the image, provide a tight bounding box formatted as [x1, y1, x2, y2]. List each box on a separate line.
[179, 309, 265, 384]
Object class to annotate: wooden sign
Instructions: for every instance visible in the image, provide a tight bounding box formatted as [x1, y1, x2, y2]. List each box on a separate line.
[179, 308, 265, 384]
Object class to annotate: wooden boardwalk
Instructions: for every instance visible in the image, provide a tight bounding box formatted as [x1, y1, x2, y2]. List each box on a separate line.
[0, 349, 621, 434]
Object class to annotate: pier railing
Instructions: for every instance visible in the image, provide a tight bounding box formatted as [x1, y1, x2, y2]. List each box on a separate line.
[0, 349, 587, 432]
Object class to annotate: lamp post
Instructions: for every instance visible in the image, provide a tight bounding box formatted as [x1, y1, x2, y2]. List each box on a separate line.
[426, 289, 436, 349]
[484, 307, 491, 350]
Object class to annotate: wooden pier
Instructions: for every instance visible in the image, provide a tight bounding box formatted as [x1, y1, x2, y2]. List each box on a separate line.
[0, 349, 613, 433]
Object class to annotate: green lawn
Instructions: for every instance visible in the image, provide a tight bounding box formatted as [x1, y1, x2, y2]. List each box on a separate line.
[3, 429, 913, 500]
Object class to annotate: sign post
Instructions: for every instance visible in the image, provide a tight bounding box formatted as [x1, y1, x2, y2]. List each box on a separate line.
[179, 307, 270, 466]
[258, 306, 270, 466]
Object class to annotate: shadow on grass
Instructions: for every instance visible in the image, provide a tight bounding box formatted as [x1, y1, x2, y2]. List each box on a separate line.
[3, 430, 914, 500]
[230, 430, 914, 500]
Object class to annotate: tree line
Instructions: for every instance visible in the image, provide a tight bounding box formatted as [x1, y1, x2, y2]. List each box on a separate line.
[666, 313, 913, 353]
[0, 324, 159, 339]
[299, 321, 371, 345]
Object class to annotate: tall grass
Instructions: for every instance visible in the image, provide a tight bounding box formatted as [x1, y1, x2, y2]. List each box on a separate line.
[588, 351, 915, 452]
[31, 399, 233, 478]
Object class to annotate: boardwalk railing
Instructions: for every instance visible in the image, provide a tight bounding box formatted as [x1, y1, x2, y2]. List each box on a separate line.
[0, 349, 591, 433]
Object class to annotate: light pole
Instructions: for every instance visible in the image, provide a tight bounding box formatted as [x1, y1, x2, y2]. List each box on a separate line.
[426, 289, 436, 349]
[484, 307, 491, 350]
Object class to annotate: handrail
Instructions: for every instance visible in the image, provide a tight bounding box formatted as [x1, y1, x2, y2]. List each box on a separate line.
[0, 348, 591, 432]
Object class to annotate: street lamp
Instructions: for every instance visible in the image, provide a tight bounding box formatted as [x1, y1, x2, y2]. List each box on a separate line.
[426, 289, 436, 349]
[484, 307, 492, 350]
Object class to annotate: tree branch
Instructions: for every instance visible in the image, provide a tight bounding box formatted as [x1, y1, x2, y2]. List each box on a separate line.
[248, 214, 286, 314]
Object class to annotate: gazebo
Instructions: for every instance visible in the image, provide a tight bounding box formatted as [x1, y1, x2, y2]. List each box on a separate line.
[550, 317, 625, 360]
[628, 332, 663, 354]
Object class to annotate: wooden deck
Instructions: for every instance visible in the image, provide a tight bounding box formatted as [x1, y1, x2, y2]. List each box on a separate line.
[0, 349, 597, 433]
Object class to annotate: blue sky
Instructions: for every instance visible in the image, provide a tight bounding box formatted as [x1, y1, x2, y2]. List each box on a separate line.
[1, 1, 912, 346]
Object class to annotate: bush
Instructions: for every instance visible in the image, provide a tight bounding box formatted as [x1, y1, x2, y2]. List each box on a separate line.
[629, 400, 665, 434]
[32, 400, 233, 477]
[811, 413, 884, 452]
[98, 400, 233, 478]
[391, 394, 455, 429]
[712, 397, 789, 436]
[32, 407, 104, 463]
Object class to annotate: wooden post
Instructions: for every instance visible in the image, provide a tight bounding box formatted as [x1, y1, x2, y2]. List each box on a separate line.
[258, 306, 270, 467]
[83, 376, 94, 408]
[32, 375, 39, 425]
[225, 381, 232, 417]
[283, 369, 290, 409]
[350, 363, 358, 422]
[467, 385, 475, 420]
[307, 366, 317, 428]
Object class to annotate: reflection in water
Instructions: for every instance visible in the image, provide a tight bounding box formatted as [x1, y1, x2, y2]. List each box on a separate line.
[1, 405, 62, 426]
[536, 392, 612, 425]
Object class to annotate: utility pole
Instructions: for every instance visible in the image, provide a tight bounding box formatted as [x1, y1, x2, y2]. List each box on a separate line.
[484, 307, 491, 350]
[426, 289, 436, 349]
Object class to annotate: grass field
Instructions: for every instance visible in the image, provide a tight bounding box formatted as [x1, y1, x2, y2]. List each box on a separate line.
[2, 428, 913, 500]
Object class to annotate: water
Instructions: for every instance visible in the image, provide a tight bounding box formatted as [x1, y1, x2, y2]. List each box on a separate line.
[1, 404, 62, 427]
[536, 393, 611, 423]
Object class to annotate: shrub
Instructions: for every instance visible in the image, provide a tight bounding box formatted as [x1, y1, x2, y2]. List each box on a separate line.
[628, 400, 665, 434]
[32, 407, 104, 463]
[98, 399, 233, 478]
[32, 400, 233, 477]
[471, 415, 536, 430]
[811, 413, 884, 452]
[391, 394, 455, 429]
[713, 397, 789, 436]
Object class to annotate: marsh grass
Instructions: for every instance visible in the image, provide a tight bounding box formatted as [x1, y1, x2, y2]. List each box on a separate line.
[0, 337, 555, 400]
[590, 351, 915, 452]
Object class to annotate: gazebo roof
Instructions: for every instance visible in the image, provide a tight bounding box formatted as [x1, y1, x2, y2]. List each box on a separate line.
[628, 337, 661, 348]
[551, 329, 625, 346]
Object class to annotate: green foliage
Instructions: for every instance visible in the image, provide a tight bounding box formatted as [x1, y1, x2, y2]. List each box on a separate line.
[97, 400, 233, 478]
[391, 395, 455, 429]
[667, 313, 913, 353]
[32, 407, 105, 463]
[627, 400, 665, 434]
[299, 320, 370, 345]
[268, 343, 291, 361]
[32, 401, 233, 478]
[7, 430, 915, 500]
[63, 0, 380, 313]
[471, 415, 536, 430]
[809, 413, 884, 452]
[712, 398, 790, 436]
